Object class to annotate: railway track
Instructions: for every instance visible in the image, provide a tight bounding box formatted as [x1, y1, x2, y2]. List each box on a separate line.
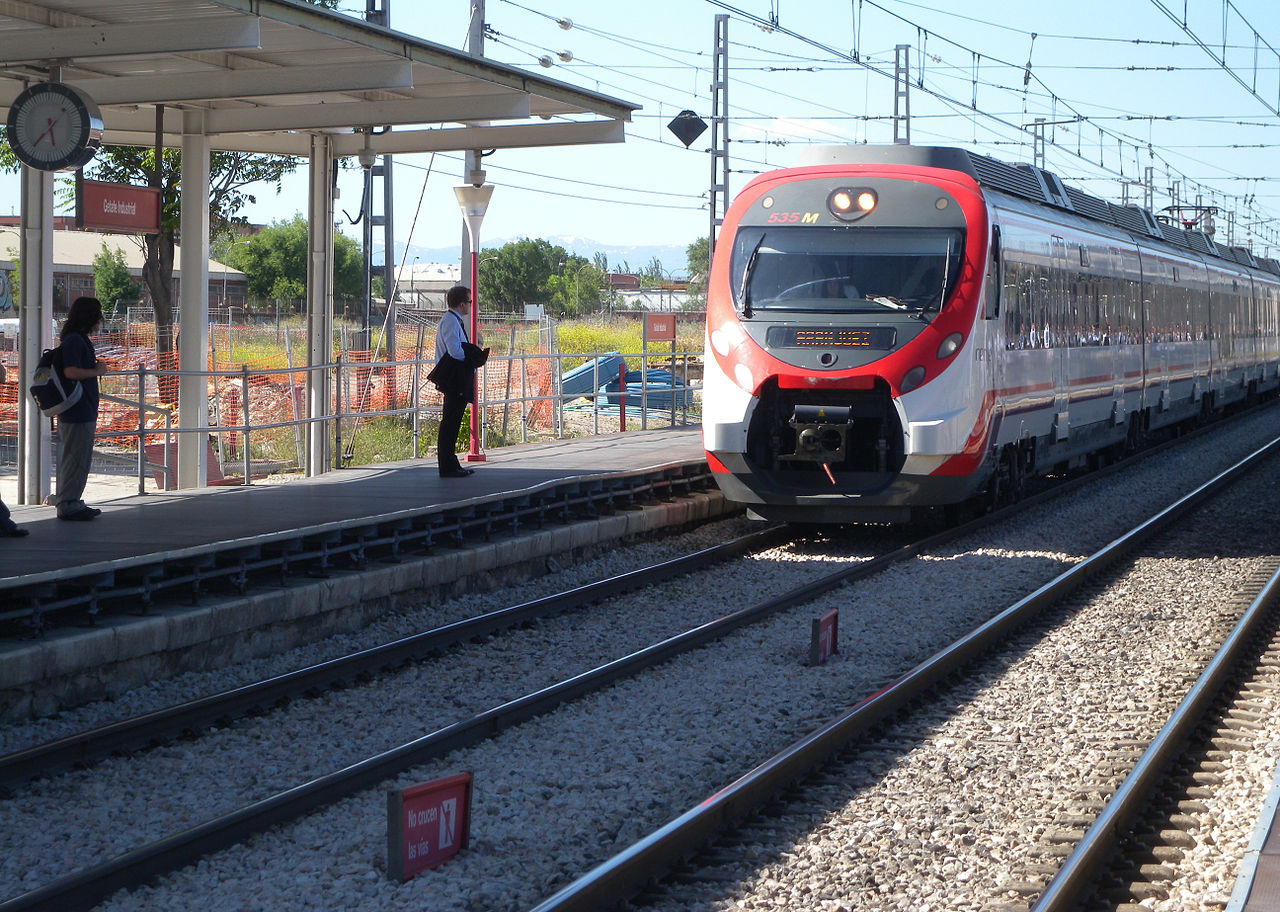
[0, 435, 1137, 912]
[0, 520, 925, 912]
[1071, 583, 1280, 910]
[2, 411, 1278, 912]
[0, 524, 793, 795]
[528, 437, 1280, 912]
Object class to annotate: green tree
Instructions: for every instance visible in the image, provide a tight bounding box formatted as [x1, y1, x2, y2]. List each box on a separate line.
[91, 243, 142, 316]
[546, 256, 606, 316]
[83, 148, 300, 356]
[476, 237, 571, 312]
[639, 256, 665, 286]
[685, 236, 711, 305]
[222, 215, 364, 310]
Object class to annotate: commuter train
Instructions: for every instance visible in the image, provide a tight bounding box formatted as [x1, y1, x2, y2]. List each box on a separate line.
[702, 145, 1280, 523]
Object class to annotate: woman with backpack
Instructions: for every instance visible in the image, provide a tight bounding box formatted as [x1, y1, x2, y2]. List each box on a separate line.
[0, 363, 25, 536]
[54, 296, 109, 521]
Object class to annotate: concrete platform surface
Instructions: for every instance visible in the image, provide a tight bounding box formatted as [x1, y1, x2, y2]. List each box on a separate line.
[0, 426, 706, 584]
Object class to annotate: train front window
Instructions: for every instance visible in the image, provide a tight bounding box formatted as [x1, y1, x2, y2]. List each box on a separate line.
[731, 226, 964, 318]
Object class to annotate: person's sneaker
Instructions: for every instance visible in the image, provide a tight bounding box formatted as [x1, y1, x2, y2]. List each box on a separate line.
[59, 509, 97, 521]
[1, 526, 28, 537]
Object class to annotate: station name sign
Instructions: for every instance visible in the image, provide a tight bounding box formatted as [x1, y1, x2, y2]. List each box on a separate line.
[76, 178, 162, 234]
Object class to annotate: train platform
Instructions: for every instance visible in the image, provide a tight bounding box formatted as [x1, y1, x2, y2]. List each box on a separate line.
[0, 426, 729, 720]
[1230, 760, 1280, 911]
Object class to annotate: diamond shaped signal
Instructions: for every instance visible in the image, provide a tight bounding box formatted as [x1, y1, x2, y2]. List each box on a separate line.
[667, 110, 708, 148]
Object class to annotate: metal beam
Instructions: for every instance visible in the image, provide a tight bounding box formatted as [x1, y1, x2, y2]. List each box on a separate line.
[0, 16, 261, 64]
[66, 60, 413, 106]
[103, 117, 626, 157]
[330, 119, 627, 155]
[199, 94, 530, 133]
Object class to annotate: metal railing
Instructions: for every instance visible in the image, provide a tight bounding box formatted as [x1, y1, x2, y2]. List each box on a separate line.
[82, 349, 701, 493]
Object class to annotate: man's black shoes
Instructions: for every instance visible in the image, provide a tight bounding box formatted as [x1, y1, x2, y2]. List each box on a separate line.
[440, 468, 475, 478]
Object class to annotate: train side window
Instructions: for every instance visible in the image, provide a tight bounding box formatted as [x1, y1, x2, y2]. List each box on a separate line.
[984, 225, 1002, 320]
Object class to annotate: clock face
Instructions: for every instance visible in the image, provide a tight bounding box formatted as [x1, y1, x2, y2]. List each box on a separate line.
[5, 82, 103, 172]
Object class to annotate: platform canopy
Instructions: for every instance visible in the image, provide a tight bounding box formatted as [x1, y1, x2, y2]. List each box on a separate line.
[0, 0, 637, 157]
[0, 0, 641, 499]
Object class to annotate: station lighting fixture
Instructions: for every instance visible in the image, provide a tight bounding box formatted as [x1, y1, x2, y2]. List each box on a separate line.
[454, 178, 495, 462]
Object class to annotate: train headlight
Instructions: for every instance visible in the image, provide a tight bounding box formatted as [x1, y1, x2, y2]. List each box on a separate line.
[936, 332, 963, 360]
[827, 187, 877, 221]
[900, 365, 926, 394]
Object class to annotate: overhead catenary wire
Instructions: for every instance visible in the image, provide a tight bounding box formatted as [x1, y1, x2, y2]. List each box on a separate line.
[329, 1, 1278, 254]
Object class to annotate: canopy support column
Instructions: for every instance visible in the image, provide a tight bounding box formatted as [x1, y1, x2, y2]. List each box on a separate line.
[306, 133, 336, 476]
[16, 166, 55, 506]
[177, 110, 210, 489]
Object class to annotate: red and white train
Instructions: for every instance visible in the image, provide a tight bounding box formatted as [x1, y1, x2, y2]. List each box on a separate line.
[702, 145, 1280, 522]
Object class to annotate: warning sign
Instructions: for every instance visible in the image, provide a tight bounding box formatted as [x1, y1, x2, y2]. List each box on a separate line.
[387, 772, 472, 882]
[809, 608, 838, 666]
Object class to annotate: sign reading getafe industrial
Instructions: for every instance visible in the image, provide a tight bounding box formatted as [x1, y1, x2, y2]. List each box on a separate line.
[76, 179, 162, 233]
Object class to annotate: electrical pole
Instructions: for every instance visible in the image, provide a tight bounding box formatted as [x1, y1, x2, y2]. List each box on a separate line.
[462, 1, 486, 301]
[893, 44, 910, 145]
[365, 0, 396, 358]
[709, 14, 729, 279]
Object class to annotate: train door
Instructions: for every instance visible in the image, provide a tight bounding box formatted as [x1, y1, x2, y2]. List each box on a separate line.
[1132, 243, 1164, 415]
[1260, 277, 1280, 392]
[1188, 258, 1212, 406]
[1135, 242, 1172, 414]
[1074, 239, 1121, 432]
[1049, 235, 1069, 441]
[1113, 245, 1146, 421]
[983, 222, 1004, 440]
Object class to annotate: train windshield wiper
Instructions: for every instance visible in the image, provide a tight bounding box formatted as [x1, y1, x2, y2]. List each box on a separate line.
[737, 235, 765, 317]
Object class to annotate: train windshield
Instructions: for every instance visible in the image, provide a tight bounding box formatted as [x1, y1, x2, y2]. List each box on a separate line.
[731, 226, 964, 318]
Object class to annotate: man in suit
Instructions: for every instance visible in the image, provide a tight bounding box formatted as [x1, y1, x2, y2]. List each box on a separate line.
[433, 284, 485, 477]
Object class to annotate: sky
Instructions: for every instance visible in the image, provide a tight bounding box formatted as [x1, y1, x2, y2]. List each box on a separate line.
[5, 0, 1280, 266]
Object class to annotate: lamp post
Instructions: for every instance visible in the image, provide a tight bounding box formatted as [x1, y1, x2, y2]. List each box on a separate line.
[570, 261, 592, 314]
[454, 179, 494, 462]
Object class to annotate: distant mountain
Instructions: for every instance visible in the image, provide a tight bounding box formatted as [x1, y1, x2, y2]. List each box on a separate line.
[376, 235, 694, 278]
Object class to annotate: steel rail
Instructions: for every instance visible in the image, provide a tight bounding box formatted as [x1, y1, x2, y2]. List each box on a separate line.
[525, 435, 1280, 912]
[1030, 565, 1280, 910]
[0, 524, 791, 795]
[0, 488, 995, 912]
[4, 418, 1275, 911]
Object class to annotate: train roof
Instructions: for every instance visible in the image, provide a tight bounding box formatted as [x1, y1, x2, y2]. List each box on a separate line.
[799, 145, 1280, 278]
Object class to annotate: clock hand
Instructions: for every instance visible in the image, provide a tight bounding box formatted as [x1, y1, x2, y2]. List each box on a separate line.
[33, 117, 58, 147]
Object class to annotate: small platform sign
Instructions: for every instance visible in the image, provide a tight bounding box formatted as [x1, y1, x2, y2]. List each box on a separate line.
[645, 313, 676, 342]
[387, 772, 472, 882]
[809, 607, 838, 666]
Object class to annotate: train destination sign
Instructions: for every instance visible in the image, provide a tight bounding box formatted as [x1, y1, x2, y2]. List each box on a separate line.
[387, 772, 472, 882]
[767, 326, 896, 350]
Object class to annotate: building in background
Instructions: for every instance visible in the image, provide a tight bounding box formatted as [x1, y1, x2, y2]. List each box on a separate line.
[0, 227, 243, 318]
